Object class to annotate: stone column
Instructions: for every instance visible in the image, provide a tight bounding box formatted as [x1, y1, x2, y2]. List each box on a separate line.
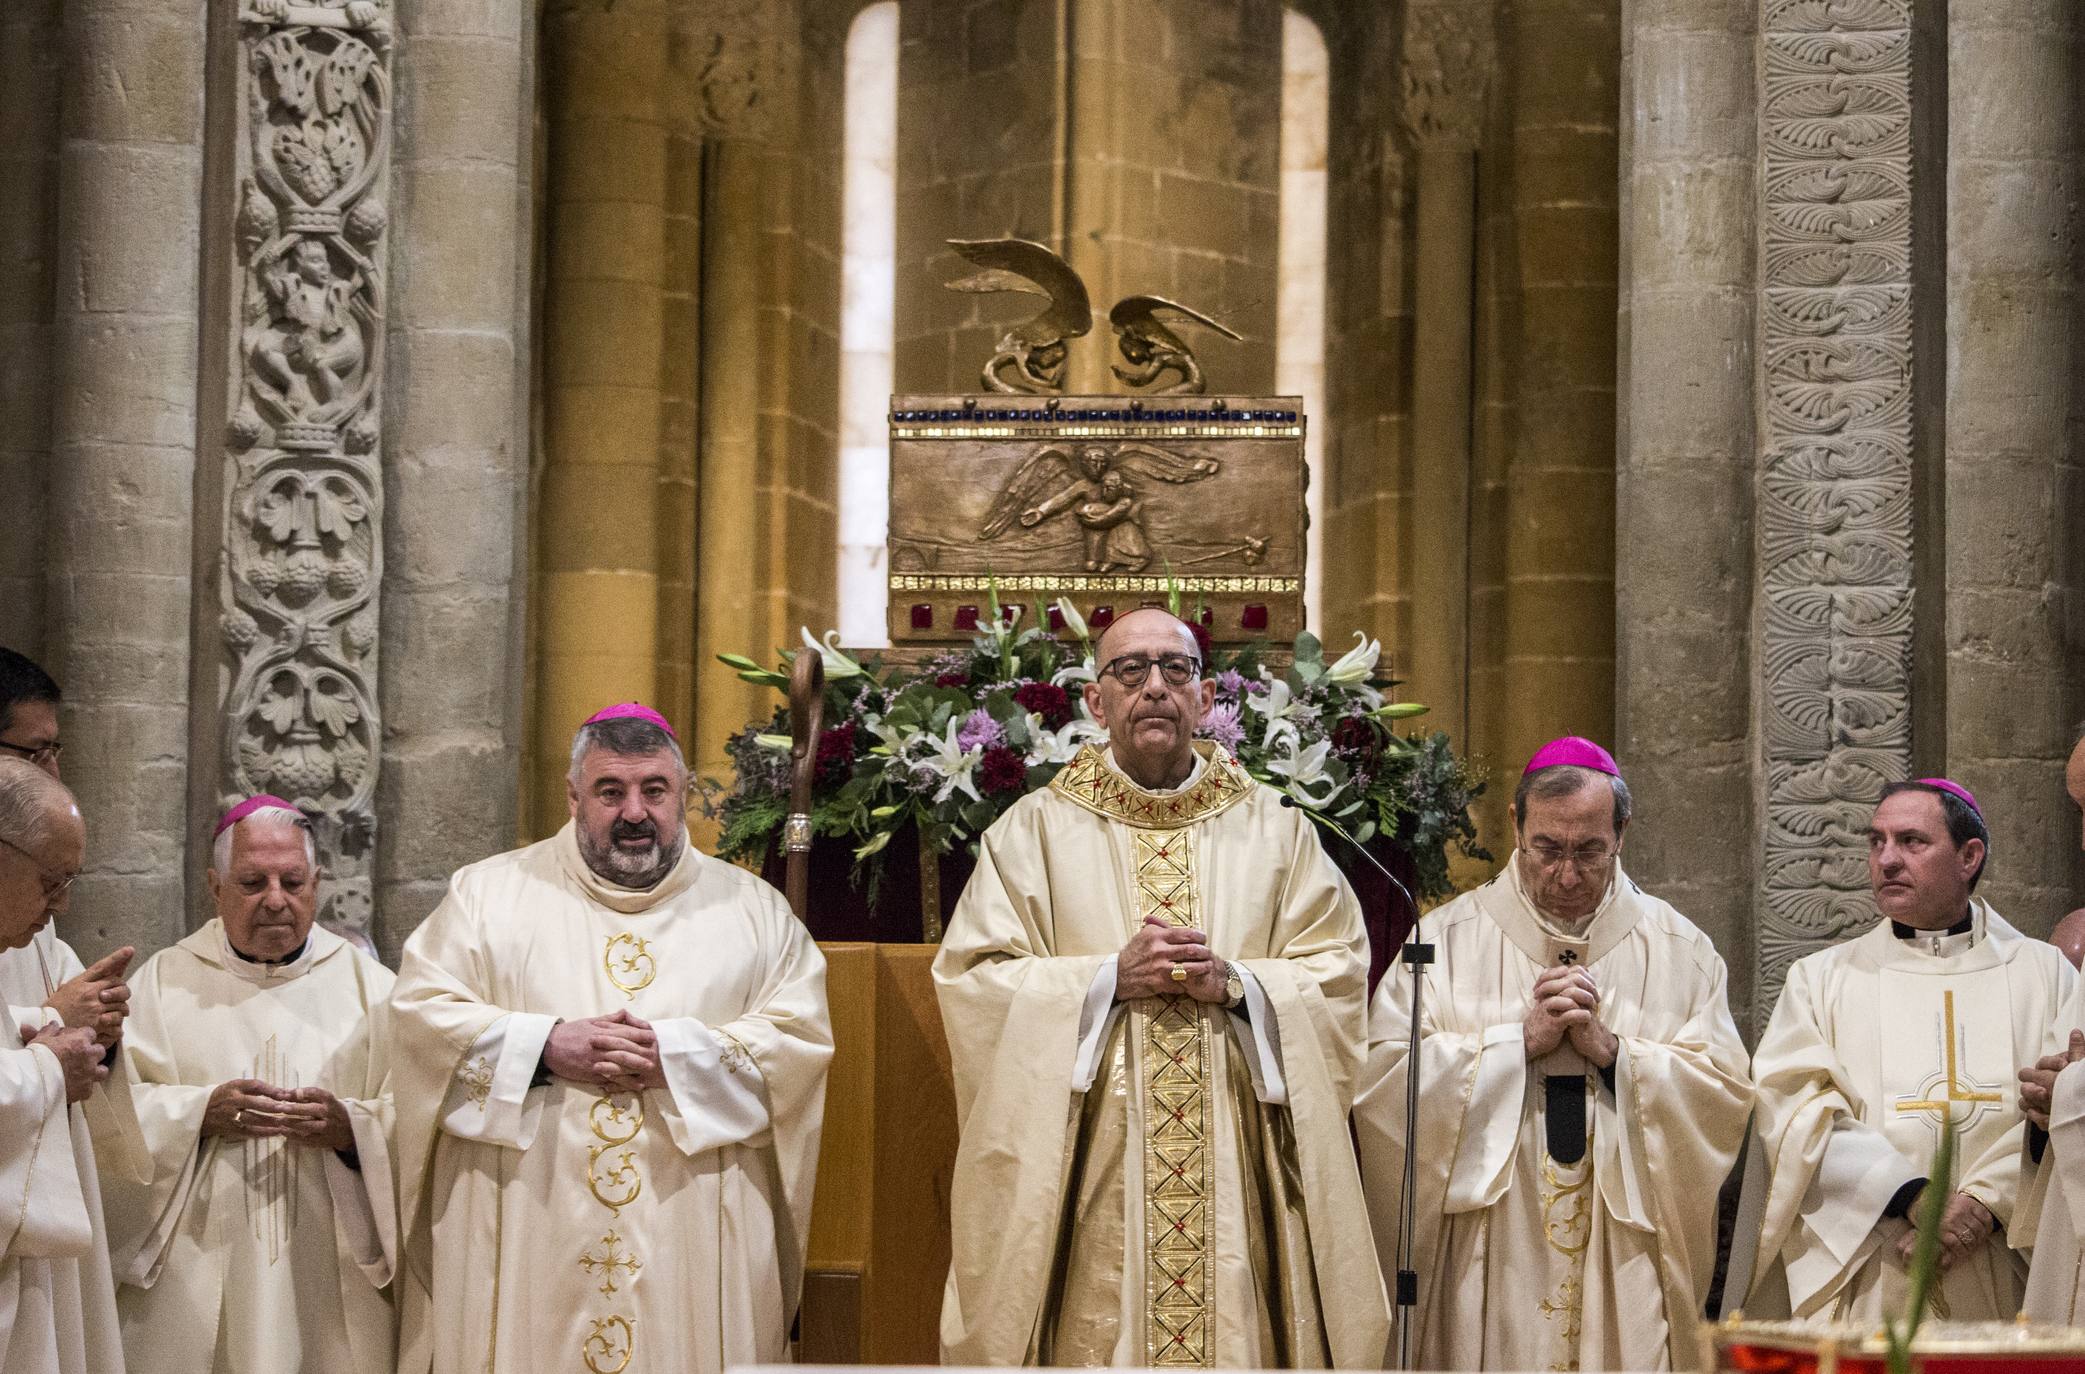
[655, 70, 704, 746]
[0, 0, 61, 654]
[1395, 0, 1494, 748]
[1943, 0, 2083, 925]
[46, 0, 206, 958]
[379, 0, 531, 957]
[1499, 0, 1619, 783]
[530, 0, 672, 834]
[1615, 0, 1759, 1018]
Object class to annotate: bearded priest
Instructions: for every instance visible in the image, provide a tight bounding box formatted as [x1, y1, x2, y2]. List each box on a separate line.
[389, 704, 832, 1374]
[934, 608, 1390, 1368]
[1742, 780, 2074, 1321]
[100, 797, 396, 1374]
[1354, 738, 1751, 1371]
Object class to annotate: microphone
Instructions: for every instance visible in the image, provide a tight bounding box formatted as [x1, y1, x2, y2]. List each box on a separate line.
[1279, 793, 1417, 911]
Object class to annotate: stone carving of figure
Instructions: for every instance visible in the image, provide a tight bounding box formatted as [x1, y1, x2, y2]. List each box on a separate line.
[251, 239, 366, 416]
[1073, 470, 1152, 573]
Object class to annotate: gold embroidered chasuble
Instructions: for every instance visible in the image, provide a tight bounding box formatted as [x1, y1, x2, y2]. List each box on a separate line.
[387, 826, 831, 1374]
[1355, 857, 1751, 1373]
[1744, 903, 2074, 1323]
[934, 743, 1389, 1369]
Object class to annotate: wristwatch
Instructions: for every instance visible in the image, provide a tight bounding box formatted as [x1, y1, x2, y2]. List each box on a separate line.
[1222, 962, 1245, 1011]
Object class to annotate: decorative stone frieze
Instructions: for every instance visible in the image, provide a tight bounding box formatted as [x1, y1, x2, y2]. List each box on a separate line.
[1755, 0, 1916, 1010]
[218, 0, 393, 938]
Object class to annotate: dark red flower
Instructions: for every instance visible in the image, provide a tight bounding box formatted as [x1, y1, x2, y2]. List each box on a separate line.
[1012, 680, 1074, 730]
[979, 746, 1027, 794]
[935, 671, 970, 689]
[814, 721, 858, 784]
[1330, 714, 1378, 758]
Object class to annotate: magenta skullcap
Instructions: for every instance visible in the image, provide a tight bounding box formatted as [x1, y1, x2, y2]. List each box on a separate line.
[214, 794, 302, 838]
[583, 701, 678, 740]
[1523, 736, 1621, 779]
[1915, 777, 1981, 818]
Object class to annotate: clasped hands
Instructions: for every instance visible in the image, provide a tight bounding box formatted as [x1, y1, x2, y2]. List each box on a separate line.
[2018, 1028, 2085, 1131]
[1117, 914, 1229, 1004]
[1892, 1188, 1995, 1270]
[1523, 964, 1618, 1068]
[203, 1080, 354, 1152]
[543, 1008, 666, 1094]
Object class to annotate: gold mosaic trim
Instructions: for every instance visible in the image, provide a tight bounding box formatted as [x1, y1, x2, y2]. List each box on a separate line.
[1050, 743, 1254, 832]
[889, 573, 1300, 595]
[1135, 827, 1214, 1367]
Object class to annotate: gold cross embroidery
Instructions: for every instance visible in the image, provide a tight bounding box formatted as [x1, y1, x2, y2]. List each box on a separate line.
[1893, 989, 2005, 1120]
[578, 1230, 644, 1295]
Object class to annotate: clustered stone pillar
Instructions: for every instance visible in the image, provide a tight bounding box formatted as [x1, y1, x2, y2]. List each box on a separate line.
[45, 0, 207, 958]
[379, 0, 532, 958]
[1614, 0, 1759, 1018]
[1942, 0, 2085, 921]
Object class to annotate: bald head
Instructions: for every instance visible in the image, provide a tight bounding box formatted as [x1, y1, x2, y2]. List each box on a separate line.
[1094, 608, 1198, 667]
[0, 757, 83, 950]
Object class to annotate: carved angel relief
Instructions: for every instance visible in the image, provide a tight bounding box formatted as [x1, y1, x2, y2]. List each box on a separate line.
[943, 238, 1239, 396]
[978, 443, 1223, 573]
[220, 2, 392, 943]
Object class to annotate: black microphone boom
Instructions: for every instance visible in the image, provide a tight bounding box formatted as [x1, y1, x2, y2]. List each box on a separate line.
[1280, 789, 1431, 1369]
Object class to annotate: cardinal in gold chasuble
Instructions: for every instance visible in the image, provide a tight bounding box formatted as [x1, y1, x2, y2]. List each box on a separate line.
[935, 741, 1389, 1368]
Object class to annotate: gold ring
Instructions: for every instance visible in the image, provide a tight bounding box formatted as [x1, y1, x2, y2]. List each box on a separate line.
[1170, 964, 1188, 983]
[234, 1108, 246, 1127]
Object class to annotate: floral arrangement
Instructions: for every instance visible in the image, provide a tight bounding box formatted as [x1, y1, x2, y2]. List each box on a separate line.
[704, 593, 1490, 904]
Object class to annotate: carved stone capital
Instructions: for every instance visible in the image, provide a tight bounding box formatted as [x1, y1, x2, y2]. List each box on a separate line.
[674, 0, 792, 141]
[1398, 0, 1495, 150]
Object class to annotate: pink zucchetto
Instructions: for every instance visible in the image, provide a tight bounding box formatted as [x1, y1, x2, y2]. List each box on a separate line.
[1522, 736, 1621, 779]
[1915, 777, 1981, 818]
[214, 794, 301, 838]
[583, 702, 678, 740]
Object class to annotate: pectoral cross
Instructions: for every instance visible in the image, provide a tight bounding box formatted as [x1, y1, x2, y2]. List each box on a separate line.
[1892, 989, 2005, 1134]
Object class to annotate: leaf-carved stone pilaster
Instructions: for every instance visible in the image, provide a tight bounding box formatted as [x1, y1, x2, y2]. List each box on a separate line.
[1398, 0, 1495, 151]
[1756, 0, 1918, 1013]
[219, 1, 391, 940]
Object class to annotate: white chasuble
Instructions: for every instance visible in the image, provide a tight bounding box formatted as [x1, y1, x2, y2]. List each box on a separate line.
[1354, 856, 1751, 1373]
[388, 826, 831, 1374]
[0, 928, 147, 1374]
[1744, 904, 2074, 1322]
[98, 920, 397, 1374]
[2016, 970, 2085, 1322]
[934, 742, 1390, 1370]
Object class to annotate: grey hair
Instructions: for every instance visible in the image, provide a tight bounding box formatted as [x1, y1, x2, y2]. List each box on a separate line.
[1514, 763, 1633, 833]
[212, 805, 317, 874]
[568, 717, 686, 781]
[0, 758, 71, 851]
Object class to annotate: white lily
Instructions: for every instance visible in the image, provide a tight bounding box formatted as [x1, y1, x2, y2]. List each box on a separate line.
[1025, 710, 1107, 766]
[861, 712, 907, 755]
[1053, 596, 1090, 645]
[1052, 654, 1098, 689]
[799, 627, 865, 679]
[1246, 673, 1310, 741]
[916, 717, 982, 804]
[1324, 632, 1385, 706]
[1263, 721, 1341, 810]
[754, 733, 793, 752]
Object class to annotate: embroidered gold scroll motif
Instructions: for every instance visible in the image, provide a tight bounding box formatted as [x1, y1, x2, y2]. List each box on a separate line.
[581, 1091, 645, 1367]
[1536, 1123, 1595, 1373]
[1135, 827, 1214, 1367]
[603, 932, 657, 999]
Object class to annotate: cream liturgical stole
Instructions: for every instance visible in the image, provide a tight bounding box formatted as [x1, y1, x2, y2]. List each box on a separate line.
[934, 743, 1389, 1371]
[1745, 904, 2074, 1322]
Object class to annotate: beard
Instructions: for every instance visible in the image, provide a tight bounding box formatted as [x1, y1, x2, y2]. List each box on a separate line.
[578, 813, 685, 890]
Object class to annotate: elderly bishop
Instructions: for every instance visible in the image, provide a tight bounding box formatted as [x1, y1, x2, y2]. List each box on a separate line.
[390, 704, 832, 1374]
[935, 609, 1389, 1368]
[98, 797, 397, 1374]
[1742, 780, 2074, 1321]
[1354, 738, 1751, 1371]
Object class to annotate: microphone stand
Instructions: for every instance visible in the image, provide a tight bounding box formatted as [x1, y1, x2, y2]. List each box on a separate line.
[1284, 796, 1429, 1371]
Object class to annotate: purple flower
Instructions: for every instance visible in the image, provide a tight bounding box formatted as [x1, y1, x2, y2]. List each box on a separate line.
[1215, 669, 1246, 697]
[1196, 702, 1246, 750]
[955, 707, 1004, 753]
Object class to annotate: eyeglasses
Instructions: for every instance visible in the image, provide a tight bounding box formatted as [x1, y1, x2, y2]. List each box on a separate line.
[1098, 653, 1202, 688]
[1526, 842, 1616, 874]
[0, 740, 60, 769]
[0, 836, 78, 902]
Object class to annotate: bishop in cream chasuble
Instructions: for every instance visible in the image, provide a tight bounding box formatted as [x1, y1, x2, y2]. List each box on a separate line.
[389, 706, 831, 1374]
[935, 610, 1389, 1369]
[1742, 781, 2074, 1322]
[1355, 739, 1751, 1373]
